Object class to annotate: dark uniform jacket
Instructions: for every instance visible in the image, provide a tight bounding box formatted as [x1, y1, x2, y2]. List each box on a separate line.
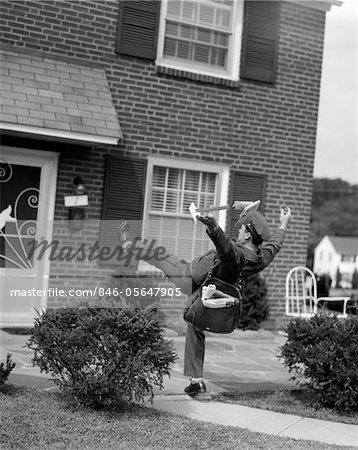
[190, 226, 285, 289]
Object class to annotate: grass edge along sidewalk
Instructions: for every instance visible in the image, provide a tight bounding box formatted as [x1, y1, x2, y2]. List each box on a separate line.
[212, 388, 358, 425]
[0, 385, 354, 450]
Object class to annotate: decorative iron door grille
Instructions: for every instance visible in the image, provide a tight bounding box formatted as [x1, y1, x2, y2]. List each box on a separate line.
[0, 162, 40, 274]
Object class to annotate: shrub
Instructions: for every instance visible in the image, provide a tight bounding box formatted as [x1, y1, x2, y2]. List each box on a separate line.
[0, 353, 16, 385]
[238, 274, 269, 330]
[347, 295, 358, 315]
[27, 305, 177, 408]
[280, 315, 358, 412]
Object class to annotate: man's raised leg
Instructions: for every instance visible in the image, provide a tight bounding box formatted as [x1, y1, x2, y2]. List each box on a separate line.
[124, 238, 194, 295]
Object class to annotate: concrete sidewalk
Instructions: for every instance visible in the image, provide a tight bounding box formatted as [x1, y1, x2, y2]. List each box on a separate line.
[1, 328, 357, 448]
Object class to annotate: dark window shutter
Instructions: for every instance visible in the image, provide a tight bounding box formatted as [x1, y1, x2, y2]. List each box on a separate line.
[99, 155, 147, 266]
[116, 1, 160, 60]
[227, 171, 266, 239]
[240, 1, 280, 83]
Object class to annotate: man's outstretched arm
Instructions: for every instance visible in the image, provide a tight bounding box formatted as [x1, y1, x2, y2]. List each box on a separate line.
[261, 207, 292, 264]
[196, 211, 244, 265]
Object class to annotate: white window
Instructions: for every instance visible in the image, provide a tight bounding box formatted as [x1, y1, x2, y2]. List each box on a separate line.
[341, 254, 355, 263]
[142, 157, 229, 264]
[156, 0, 244, 80]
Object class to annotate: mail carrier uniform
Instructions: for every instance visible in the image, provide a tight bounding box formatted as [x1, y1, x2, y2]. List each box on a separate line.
[129, 216, 286, 379]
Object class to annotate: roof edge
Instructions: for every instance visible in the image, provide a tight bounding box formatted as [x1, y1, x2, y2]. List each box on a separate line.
[0, 43, 105, 71]
[0, 123, 121, 146]
[325, 235, 358, 254]
[284, 0, 343, 12]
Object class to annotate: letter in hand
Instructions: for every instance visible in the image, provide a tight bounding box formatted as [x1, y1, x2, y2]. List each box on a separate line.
[197, 212, 217, 229]
[189, 202, 218, 228]
[189, 202, 199, 223]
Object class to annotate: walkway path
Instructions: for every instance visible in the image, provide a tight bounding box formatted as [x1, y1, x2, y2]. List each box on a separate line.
[1, 328, 357, 448]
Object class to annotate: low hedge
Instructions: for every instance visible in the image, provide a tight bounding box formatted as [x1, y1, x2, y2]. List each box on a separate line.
[280, 314, 358, 412]
[27, 305, 177, 408]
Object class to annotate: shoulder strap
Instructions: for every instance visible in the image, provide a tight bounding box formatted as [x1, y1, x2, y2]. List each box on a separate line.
[207, 255, 242, 287]
[207, 256, 219, 279]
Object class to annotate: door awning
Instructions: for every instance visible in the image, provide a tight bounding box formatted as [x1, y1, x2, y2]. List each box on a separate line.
[0, 47, 122, 145]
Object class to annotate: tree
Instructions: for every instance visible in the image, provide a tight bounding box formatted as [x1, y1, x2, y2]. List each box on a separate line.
[336, 268, 342, 288]
[311, 178, 354, 208]
[352, 269, 358, 290]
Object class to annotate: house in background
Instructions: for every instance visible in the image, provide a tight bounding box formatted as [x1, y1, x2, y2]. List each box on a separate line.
[314, 236, 358, 288]
[0, 0, 341, 329]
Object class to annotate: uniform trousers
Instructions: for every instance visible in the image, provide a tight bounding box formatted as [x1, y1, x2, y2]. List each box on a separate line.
[128, 239, 207, 378]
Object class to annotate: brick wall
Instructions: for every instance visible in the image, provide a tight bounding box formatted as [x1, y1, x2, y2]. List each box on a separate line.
[0, 0, 326, 328]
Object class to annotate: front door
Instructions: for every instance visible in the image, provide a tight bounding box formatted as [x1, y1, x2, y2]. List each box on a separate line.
[0, 147, 58, 327]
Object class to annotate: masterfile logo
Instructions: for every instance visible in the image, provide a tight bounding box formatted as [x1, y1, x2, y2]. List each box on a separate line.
[26, 237, 169, 265]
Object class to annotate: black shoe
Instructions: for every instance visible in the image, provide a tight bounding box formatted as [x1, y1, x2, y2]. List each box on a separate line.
[184, 381, 206, 397]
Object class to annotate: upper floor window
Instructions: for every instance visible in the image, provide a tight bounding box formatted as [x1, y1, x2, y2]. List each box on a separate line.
[156, 0, 243, 80]
[116, 0, 280, 84]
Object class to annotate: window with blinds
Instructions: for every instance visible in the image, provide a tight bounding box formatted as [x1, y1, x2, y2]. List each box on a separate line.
[147, 166, 218, 261]
[157, 0, 243, 80]
[164, 0, 232, 68]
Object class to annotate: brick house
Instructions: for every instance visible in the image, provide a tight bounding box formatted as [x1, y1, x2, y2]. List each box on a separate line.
[314, 235, 358, 288]
[0, 0, 340, 329]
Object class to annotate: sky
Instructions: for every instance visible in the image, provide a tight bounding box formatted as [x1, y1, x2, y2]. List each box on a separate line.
[314, 0, 358, 185]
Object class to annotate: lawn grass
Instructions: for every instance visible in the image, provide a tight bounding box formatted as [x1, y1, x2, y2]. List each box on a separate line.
[212, 388, 358, 425]
[0, 384, 351, 450]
